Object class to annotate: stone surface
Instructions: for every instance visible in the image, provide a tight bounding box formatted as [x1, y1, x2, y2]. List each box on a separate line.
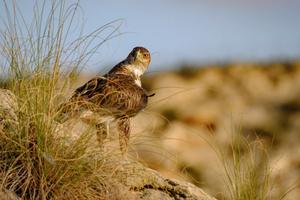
[116, 160, 217, 200]
[0, 190, 20, 200]
[0, 89, 18, 125]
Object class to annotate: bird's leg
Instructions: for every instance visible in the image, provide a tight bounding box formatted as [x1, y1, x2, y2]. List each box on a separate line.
[95, 122, 108, 148]
[117, 117, 130, 154]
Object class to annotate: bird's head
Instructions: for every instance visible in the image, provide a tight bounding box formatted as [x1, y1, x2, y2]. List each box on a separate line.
[126, 47, 151, 75]
[131, 46, 151, 65]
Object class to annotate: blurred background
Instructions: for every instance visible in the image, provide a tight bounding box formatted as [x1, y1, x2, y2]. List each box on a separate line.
[1, 0, 300, 199]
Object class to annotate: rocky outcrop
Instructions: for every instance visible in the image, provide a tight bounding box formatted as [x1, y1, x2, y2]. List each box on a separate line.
[0, 89, 217, 200]
[0, 89, 18, 127]
[116, 160, 217, 200]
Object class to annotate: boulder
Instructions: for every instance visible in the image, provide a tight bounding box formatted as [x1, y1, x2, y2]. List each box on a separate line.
[115, 160, 217, 200]
[0, 89, 18, 123]
[0, 89, 18, 132]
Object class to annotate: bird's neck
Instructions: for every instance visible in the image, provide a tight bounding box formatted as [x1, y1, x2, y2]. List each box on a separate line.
[131, 65, 144, 77]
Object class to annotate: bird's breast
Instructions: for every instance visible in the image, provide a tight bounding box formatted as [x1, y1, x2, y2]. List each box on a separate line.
[134, 78, 142, 87]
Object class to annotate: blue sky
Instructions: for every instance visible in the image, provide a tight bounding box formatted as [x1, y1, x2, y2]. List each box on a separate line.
[1, 0, 300, 71]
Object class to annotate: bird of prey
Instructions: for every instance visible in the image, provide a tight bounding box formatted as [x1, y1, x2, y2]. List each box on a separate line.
[62, 47, 154, 153]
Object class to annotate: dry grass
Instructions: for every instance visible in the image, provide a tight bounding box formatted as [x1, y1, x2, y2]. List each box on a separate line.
[0, 0, 130, 199]
[214, 127, 291, 200]
[221, 134, 271, 200]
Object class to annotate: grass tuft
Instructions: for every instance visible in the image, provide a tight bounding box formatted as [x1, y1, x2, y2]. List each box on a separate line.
[215, 128, 274, 200]
[0, 0, 125, 199]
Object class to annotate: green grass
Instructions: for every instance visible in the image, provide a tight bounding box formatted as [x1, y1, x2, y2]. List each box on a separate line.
[0, 1, 126, 199]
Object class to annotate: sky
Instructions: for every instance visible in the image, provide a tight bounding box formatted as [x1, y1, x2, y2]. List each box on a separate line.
[1, 0, 300, 71]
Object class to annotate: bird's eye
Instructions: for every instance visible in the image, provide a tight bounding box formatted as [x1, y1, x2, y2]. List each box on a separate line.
[144, 54, 148, 57]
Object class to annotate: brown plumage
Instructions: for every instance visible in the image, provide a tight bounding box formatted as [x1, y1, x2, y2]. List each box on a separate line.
[63, 47, 153, 153]
[71, 74, 148, 117]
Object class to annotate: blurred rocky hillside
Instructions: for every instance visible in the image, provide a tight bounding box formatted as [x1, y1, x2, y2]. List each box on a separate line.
[130, 61, 300, 199]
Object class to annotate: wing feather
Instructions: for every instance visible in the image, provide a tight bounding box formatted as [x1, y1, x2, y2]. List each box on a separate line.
[70, 73, 148, 117]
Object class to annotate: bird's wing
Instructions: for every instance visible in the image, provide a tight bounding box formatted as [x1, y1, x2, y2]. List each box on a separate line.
[73, 76, 106, 98]
[69, 73, 147, 117]
[73, 58, 131, 98]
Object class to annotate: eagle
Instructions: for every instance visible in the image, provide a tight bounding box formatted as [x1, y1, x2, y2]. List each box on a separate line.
[62, 47, 153, 153]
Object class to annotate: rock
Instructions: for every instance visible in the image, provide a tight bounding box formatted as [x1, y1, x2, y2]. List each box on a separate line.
[140, 190, 173, 200]
[0, 89, 18, 124]
[116, 160, 217, 200]
[0, 190, 20, 200]
[0, 89, 18, 133]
